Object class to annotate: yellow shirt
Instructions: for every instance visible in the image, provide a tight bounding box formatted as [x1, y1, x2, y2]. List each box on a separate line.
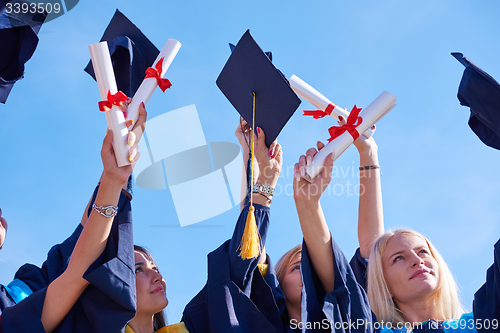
[257, 263, 269, 277]
[125, 322, 189, 333]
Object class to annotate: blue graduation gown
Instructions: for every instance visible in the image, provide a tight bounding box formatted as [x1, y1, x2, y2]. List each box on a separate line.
[299, 239, 374, 333]
[473, 238, 500, 333]
[182, 202, 289, 333]
[0, 186, 136, 333]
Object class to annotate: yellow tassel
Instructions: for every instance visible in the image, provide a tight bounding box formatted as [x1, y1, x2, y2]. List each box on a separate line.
[238, 92, 261, 259]
[238, 205, 261, 259]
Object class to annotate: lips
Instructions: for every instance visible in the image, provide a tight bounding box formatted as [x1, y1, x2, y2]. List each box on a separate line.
[410, 268, 431, 280]
[151, 285, 164, 294]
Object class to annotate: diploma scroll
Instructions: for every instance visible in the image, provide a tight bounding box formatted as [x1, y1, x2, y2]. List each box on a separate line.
[127, 39, 182, 124]
[304, 91, 396, 182]
[89, 41, 130, 167]
[289, 75, 375, 139]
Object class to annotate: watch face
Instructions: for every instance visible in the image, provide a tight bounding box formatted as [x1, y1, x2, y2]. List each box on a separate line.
[105, 207, 115, 217]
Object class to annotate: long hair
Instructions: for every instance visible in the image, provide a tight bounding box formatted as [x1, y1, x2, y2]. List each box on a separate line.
[134, 245, 166, 330]
[366, 229, 464, 326]
[276, 245, 302, 285]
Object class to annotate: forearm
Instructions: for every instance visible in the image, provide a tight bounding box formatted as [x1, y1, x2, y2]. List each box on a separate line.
[358, 148, 384, 259]
[41, 176, 125, 331]
[295, 199, 334, 293]
[81, 171, 128, 227]
[71, 176, 123, 273]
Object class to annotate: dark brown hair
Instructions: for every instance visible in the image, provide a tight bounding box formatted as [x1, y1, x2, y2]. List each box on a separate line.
[134, 245, 167, 330]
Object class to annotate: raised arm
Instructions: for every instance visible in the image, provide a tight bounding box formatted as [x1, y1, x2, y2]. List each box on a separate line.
[293, 144, 335, 293]
[234, 117, 259, 213]
[229, 126, 282, 270]
[79, 100, 145, 228]
[351, 123, 384, 259]
[40, 107, 145, 333]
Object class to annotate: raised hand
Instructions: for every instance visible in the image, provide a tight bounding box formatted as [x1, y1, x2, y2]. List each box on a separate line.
[293, 141, 334, 204]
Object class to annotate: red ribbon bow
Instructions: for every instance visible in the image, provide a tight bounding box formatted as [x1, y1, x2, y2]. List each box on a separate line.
[327, 105, 363, 142]
[98, 90, 128, 112]
[303, 103, 336, 119]
[145, 57, 172, 92]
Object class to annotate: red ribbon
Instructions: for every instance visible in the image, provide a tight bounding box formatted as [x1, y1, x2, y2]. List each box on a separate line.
[98, 90, 128, 112]
[145, 57, 172, 92]
[303, 103, 336, 119]
[327, 105, 363, 142]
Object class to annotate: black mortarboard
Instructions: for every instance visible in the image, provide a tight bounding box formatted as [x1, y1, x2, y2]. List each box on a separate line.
[229, 43, 272, 62]
[452, 52, 500, 150]
[84, 9, 159, 97]
[217, 30, 301, 148]
[0, 0, 46, 104]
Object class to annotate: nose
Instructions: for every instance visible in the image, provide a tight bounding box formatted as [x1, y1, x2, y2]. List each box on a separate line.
[151, 269, 162, 284]
[410, 251, 424, 267]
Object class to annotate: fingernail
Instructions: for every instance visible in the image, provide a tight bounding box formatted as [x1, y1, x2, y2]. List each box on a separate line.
[129, 155, 135, 162]
[128, 140, 134, 147]
[141, 102, 145, 108]
[123, 111, 128, 118]
[307, 156, 312, 166]
[300, 167, 305, 177]
[130, 119, 134, 124]
[338, 115, 344, 120]
[269, 150, 273, 156]
[126, 97, 131, 103]
[272, 153, 276, 159]
[106, 129, 109, 136]
[257, 127, 260, 134]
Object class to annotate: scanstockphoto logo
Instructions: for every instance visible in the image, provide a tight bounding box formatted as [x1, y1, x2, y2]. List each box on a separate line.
[3, 0, 79, 24]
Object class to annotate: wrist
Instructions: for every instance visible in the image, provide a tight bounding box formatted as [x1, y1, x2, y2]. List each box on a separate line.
[100, 175, 126, 191]
[294, 197, 321, 212]
[359, 150, 379, 166]
[256, 175, 278, 187]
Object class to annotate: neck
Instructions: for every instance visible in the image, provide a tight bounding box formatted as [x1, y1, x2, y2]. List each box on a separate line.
[128, 314, 155, 333]
[285, 301, 301, 327]
[396, 296, 445, 324]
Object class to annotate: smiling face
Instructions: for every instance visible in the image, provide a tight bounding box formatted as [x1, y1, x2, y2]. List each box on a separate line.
[134, 251, 168, 316]
[382, 234, 439, 306]
[280, 253, 303, 307]
[0, 208, 8, 250]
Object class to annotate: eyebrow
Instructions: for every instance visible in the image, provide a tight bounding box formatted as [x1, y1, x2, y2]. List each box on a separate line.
[135, 262, 145, 266]
[388, 250, 405, 262]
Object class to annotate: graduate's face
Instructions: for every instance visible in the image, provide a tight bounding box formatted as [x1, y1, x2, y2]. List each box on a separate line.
[0, 208, 7, 250]
[134, 251, 168, 316]
[281, 254, 302, 308]
[382, 235, 439, 305]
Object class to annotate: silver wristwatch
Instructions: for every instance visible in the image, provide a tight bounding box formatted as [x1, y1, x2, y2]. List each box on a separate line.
[92, 203, 118, 218]
[253, 184, 275, 196]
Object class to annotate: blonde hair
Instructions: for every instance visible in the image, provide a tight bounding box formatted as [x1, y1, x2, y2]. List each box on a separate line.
[276, 245, 302, 285]
[367, 229, 464, 325]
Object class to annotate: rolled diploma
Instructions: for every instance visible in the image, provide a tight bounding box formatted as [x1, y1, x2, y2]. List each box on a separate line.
[304, 91, 396, 182]
[289, 75, 375, 139]
[127, 39, 182, 124]
[89, 42, 130, 167]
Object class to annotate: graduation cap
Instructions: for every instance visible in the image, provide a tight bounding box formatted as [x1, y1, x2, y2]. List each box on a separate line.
[217, 30, 301, 260]
[452, 52, 500, 150]
[0, 0, 47, 104]
[229, 42, 272, 61]
[84, 9, 159, 97]
[217, 30, 301, 148]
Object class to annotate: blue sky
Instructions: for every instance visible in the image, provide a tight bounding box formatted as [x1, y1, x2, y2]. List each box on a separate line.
[1, 0, 500, 323]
